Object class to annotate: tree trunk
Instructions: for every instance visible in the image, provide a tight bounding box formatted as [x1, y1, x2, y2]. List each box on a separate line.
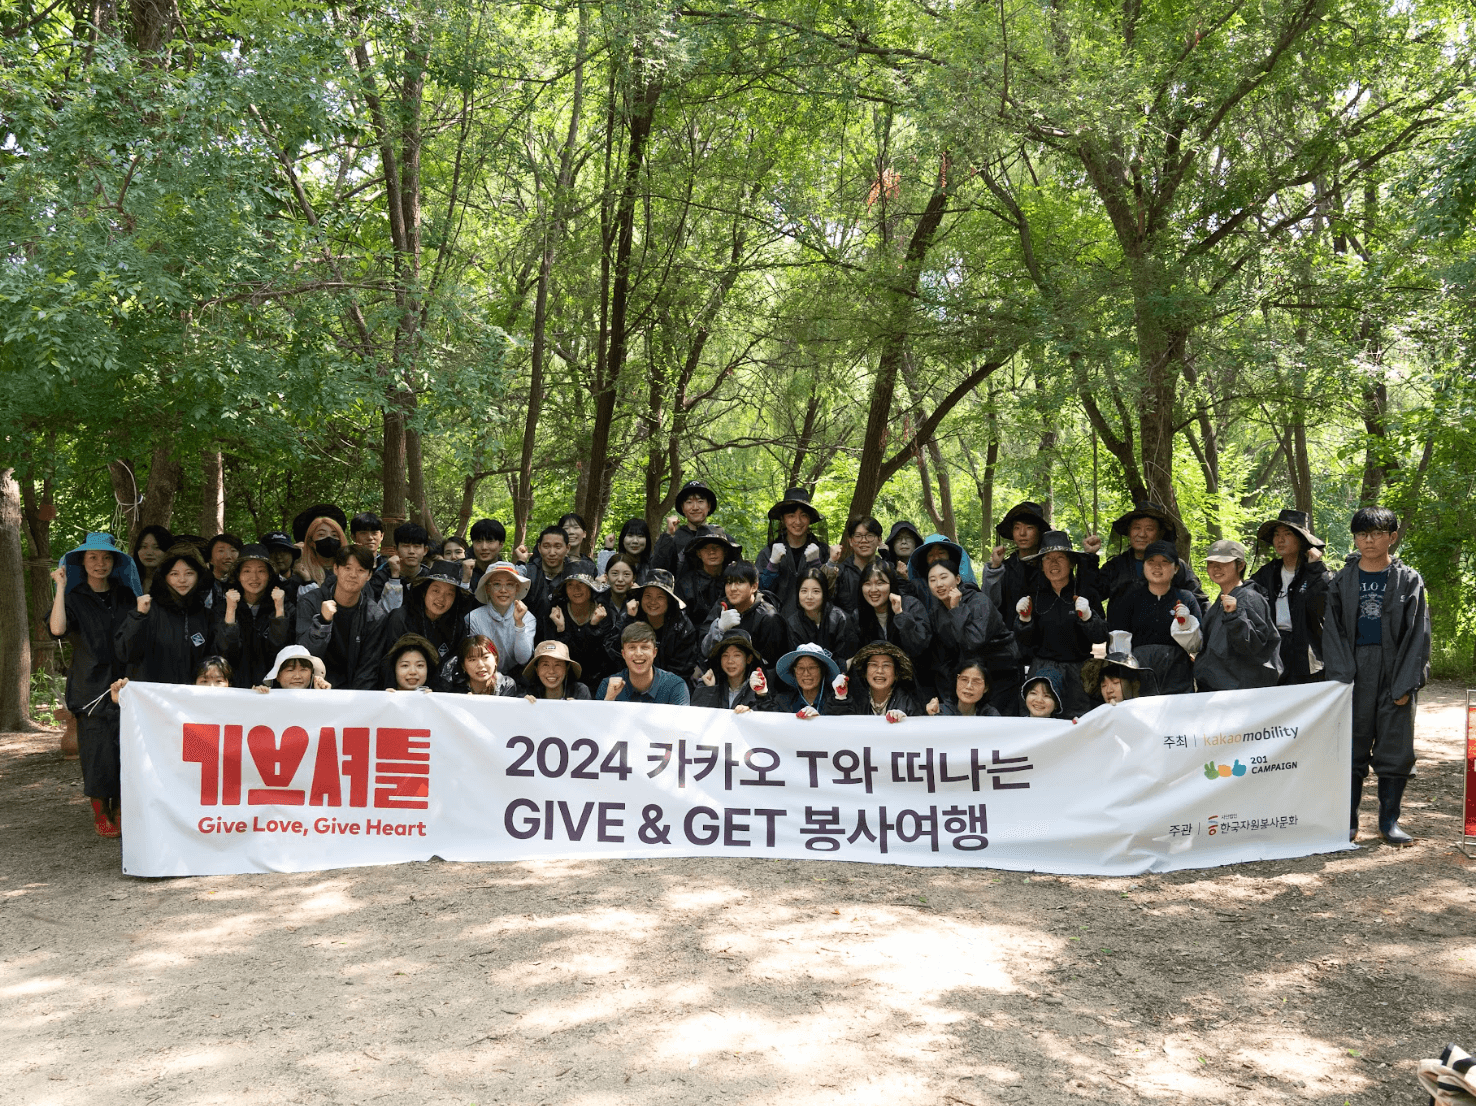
[405, 425, 438, 539]
[199, 449, 224, 537]
[579, 61, 662, 535]
[382, 407, 407, 529]
[516, 5, 586, 548]
[0, 469, 36, 732]
[139, 445, 182, 532]
[847, 178, 950, 520]
[19, 470, 58, 676]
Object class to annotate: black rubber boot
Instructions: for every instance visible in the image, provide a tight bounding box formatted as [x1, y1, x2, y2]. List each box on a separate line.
[1350, 775, 1364, 841]
[1377, 776, 1413, 846]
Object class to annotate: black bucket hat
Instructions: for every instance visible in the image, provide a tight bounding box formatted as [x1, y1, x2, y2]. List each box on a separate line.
[228, 544, 275, 581]
[1111, 501, 1178, 541]
[996, 501, 1050, 542]
[673, 479, 719, 516]
[683, 525, 742, 567]
[768, 486, 822, 524]
[632, 568, 685, 609]
[706, 627, 763, 666]
[291, 503, 349, 543]
[556, 572, 609, 597]
[1022, 530, 1082, 564]
[414, 560, 471, 591]
[1255, 509, 1325, 551]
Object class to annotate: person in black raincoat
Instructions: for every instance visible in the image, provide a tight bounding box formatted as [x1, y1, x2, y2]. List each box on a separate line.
[48, 533, 141, 837]
[296, 545, 390, 690]
[832, 516, 885, 615]
[130, 524, 172, 595]
[924, 657, 1002, 718]
[698, 561, 791, 673]
[214, 544, 292, 688]
[1106, 540, 1202, 694]
[1011, 531, 1108, 718]
[852, 560, 932, 657]
[1094, 501, 1208, 609]
[540, 572, 619, 691]
[981, 500, 1049, 618]
[651, 479, 728, 574]
[1250, 510, 1332, 685]
[765, 643, 847, 716]
[832, 641, 924, 720]
[520, 525, 582, 623]
[1322, 506, 1432, 845]
[610, 568, 701, 686]
[691, 629, 773, 711]
[905, 535, 980, 608]
[676, 525, 741, 615]
[784, 566, 858, 666]
[116, 542, 216, 685]
[384, 560, 479, 690]
[757, 486, 827, 615]
[920, 556, 1021, 712]
[881, 520, 924, 579]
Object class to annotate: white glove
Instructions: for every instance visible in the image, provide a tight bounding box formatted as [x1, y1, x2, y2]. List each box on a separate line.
[832, 674, 849, 699]
[718, 606, 741, 631]
[803, 543, 820, 563]
[1172, 602, 1189, 625]
[1170, 609, 1202, 654]
[1074, 596, 1091, 620]
[768, 542, 786, 564]
[1015, 597, 1032, 622]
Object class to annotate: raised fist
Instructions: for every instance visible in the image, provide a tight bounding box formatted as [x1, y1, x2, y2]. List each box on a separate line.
[590, 605, 607, 624]
[1220, 593, 1238, 614]
[701, 669, 717, 687]
[803, 543, 820, 563]
[513, 599, 528, 624]
[1074, 595, 1091, 620]
[604, 676, 626, 701]
[991, 544, 1007, 568]
[1172, 602, 1188, 626]
[386, 553, 402, 578]
[768, 542, 785, 564]
[1083, 534, 1103, 554]
[895, 561, 909, 578]
[718, 606, 742, 631]
[513, 543, 530, 563]
[926, 697, 941, 716]
[1307, 547, 1323, 563]
[832, 674, 849, 699]
[626, 599, 639, 617]
[1015, 596, 1033, 621]
[889, 592, 903, 615]
[749, 668, 768, 695]
[51, 566, 68, 588]
[136, 594, 152, 614]
[549, 607, 566, 632]
[944, 585, 962, 609]
[271, 587, 285, 610]
[321, 599, 337, 622]
[225, 588, 241, 609]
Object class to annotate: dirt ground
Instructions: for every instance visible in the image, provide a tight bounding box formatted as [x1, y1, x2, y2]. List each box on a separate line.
[2, 685, 1472, 1106]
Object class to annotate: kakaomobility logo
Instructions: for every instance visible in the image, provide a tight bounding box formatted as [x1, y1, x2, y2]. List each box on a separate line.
[1163, 724, 1300, 748]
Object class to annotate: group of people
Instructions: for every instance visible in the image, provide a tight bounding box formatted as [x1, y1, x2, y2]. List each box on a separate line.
[49, 479, 1429, 849]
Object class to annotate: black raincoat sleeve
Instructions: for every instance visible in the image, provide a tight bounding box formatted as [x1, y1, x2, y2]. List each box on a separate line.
[58, 586, 131, 714]
[349, 613, 390, 691]
[657, 612, 701, 684]
[892, 594, 933, 655]
[1012, 590, 1107, 665]
[930, 589, 1018, 674]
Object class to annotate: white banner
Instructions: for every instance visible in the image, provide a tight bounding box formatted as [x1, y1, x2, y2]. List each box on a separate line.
[119, 681, 1354, 877]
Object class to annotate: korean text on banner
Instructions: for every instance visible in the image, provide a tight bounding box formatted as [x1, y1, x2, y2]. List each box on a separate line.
[119, 681, 1354, 878]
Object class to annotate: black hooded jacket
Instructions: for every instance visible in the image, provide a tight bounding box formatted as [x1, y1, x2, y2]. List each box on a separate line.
[214, 591, 294, 688]
[783, 604, 858, 665]
[922, 584, 1020, 699]
[116, 578, 216, 684]
[384, 580, 479, 684]
[540, 594, 621, 690]
[295, 581, 390, 690]
[853, 593, 932, 656]
[1013, 583, 1108, 666]
[56, 582, 133, 717]
[1097, 551, 1209, 610]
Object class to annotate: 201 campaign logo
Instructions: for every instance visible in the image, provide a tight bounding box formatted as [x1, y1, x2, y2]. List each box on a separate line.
[1203, 755, 1299, 779]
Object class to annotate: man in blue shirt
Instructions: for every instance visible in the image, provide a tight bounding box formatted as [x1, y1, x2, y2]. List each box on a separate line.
[598, 621, 691, 705]
[1323, 506, 1431, 846]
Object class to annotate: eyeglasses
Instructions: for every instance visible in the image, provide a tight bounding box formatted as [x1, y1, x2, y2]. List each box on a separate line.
[1353, 530, 1393, 539]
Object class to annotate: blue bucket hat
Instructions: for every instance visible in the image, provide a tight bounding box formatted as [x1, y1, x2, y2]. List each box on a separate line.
[907, 534, 977, 586]
[62, 533, 142, 597]
[776, 642, 841, 688]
